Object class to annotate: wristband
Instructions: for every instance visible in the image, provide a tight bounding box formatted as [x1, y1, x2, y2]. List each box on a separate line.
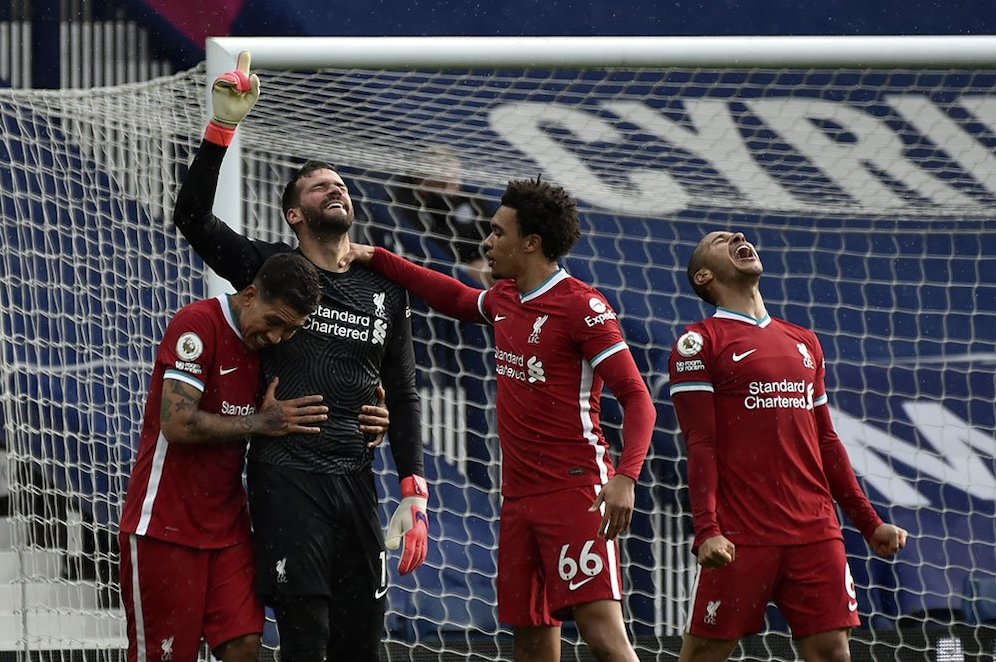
[204, 121, 237, 147]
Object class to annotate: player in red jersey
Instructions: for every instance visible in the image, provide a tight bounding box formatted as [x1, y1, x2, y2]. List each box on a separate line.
[668, 231, 909, 662]
[118, 253, 389, 662]
[341, 178, 656, 661]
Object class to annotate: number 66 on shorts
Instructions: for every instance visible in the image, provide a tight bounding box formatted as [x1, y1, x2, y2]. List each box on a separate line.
[497, 485, 623, 626]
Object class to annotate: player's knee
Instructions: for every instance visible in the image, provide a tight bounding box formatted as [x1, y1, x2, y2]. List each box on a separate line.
[574, 615, 637, 660]
[678, 633, 739, 662]
[578, 627, 632, 658]
[272, 595, 331, 662]
[277, 624, 329, 662]
[325, 600, 384, 661]
[799, 633, 851, 662]
[811, 647, 851, 662]
[278, 642, 328, 662]
[214, 633, 260, 662]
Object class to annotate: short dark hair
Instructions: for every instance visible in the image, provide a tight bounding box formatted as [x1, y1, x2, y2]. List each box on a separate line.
[500, 178, 580, 261]
[687, 241, 716, 305]
[253, 252, 322, 315]
[281, 160, 338, 220]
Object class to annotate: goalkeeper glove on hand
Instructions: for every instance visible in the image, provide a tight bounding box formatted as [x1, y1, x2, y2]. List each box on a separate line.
[205, 50, 261, 147]
[385, 475, 429, 575]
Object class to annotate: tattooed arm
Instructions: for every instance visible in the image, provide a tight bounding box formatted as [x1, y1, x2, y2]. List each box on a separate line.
[160, 377, 328, 444]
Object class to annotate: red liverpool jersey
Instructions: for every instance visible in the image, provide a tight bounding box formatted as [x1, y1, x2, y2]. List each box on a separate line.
[478, 270, 629, 498]
[119, 296, 258, 548]
[668, 308, 841, 545]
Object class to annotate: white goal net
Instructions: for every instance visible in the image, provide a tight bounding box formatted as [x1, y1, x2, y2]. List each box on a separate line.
[0, 36, 994, 660]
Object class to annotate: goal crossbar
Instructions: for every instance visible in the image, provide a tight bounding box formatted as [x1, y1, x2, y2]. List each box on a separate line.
[202, 34, 996, 295]
[207, 35, 996, 72]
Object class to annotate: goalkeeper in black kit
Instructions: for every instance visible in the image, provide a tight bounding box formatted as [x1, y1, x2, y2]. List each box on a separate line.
[172, 51, 429, 662]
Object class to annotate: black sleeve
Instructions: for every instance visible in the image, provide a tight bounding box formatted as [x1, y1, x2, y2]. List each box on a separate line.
[382, 289, 424, 479]
[172, 139, 290, 290]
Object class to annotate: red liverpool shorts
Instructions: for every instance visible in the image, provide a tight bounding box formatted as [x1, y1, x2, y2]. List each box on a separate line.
[119, 533, 263, 661]
[497, 484, 625, 627]
[686, 537, 860, 640]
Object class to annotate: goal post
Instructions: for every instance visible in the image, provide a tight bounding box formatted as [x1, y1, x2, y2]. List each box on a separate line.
[0, 35, 994, 659]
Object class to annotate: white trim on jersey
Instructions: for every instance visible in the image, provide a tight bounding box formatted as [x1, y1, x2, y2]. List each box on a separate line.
[591, 484, 624, 600]
[590, 341, 627, 368]
[684, 564, 703, 634]
[579, 361, 611, 485]
[714, 307, 771, 327]
[136, 434, 169, 535]
[477, 290, 490, 323]
[814, 394, 829, 407]
[163, 369, 205, 392]
[669, 381, 714, 396]
[216, 294, 243, 339]
[128, 534, 148, 662]
[520, 268, 570, 303]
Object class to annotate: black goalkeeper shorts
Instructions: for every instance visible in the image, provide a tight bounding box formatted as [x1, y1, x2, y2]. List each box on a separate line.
[246, 462, 388, 606]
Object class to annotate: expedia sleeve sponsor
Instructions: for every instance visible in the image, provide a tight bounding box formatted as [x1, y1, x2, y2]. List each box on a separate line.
[584, 309, 618, 327]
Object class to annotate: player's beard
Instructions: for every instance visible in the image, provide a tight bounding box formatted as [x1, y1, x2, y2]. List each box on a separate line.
[301, 204, 354, 242]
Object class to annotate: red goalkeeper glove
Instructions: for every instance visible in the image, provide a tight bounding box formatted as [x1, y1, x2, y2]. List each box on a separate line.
[205, 50, 261, 147]
[385, 475, 429, 575]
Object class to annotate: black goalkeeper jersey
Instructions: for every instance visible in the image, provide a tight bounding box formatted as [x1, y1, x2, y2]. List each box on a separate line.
[173, 140, 423, 477]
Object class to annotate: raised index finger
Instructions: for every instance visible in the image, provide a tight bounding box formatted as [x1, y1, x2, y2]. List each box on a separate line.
[236, 50, 252, 74]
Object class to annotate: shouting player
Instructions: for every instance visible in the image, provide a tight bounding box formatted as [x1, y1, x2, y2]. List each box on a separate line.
[341, 178, 656, 661]
[668, 230, 908, 662]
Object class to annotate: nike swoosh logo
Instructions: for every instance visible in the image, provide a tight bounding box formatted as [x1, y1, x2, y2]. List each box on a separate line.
[568, 576, 596, 591]
[374, 585, 389, 599]
[848, 600, 858, 612]
[494, 315, 507, 322]
[731, 349, 757, 362]
[219, 366, 239, 375]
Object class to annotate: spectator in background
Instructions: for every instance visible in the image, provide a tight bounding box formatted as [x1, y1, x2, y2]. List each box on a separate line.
[368, 144, 492, 286]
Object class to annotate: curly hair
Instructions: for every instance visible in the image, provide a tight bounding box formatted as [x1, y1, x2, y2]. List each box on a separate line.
[500, 178, 580, 261]
[254, 252, 322, 316]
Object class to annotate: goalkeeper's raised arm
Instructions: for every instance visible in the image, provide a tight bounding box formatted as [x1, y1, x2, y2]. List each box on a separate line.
[204, 49, 260, 146]
[170, 51, 430, 662]
[171, 50, 272, 290]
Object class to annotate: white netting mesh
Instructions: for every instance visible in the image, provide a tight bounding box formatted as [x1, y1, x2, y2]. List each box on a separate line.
[0, 62, 994, 660]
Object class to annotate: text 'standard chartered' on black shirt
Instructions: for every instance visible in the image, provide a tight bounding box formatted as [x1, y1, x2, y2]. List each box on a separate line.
[172, 139, 423, 478]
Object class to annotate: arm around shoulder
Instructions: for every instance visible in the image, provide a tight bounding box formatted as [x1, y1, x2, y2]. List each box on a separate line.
[370, 246, 487, 322]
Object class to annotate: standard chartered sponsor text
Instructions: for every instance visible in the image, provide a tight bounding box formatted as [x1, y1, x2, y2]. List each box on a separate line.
[495, 347, 527, 381]
[222, 401, 256, 416]
[495, 347, 524, 366]
[307, 304, 373, 340]
[744, 380, 814, 410]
